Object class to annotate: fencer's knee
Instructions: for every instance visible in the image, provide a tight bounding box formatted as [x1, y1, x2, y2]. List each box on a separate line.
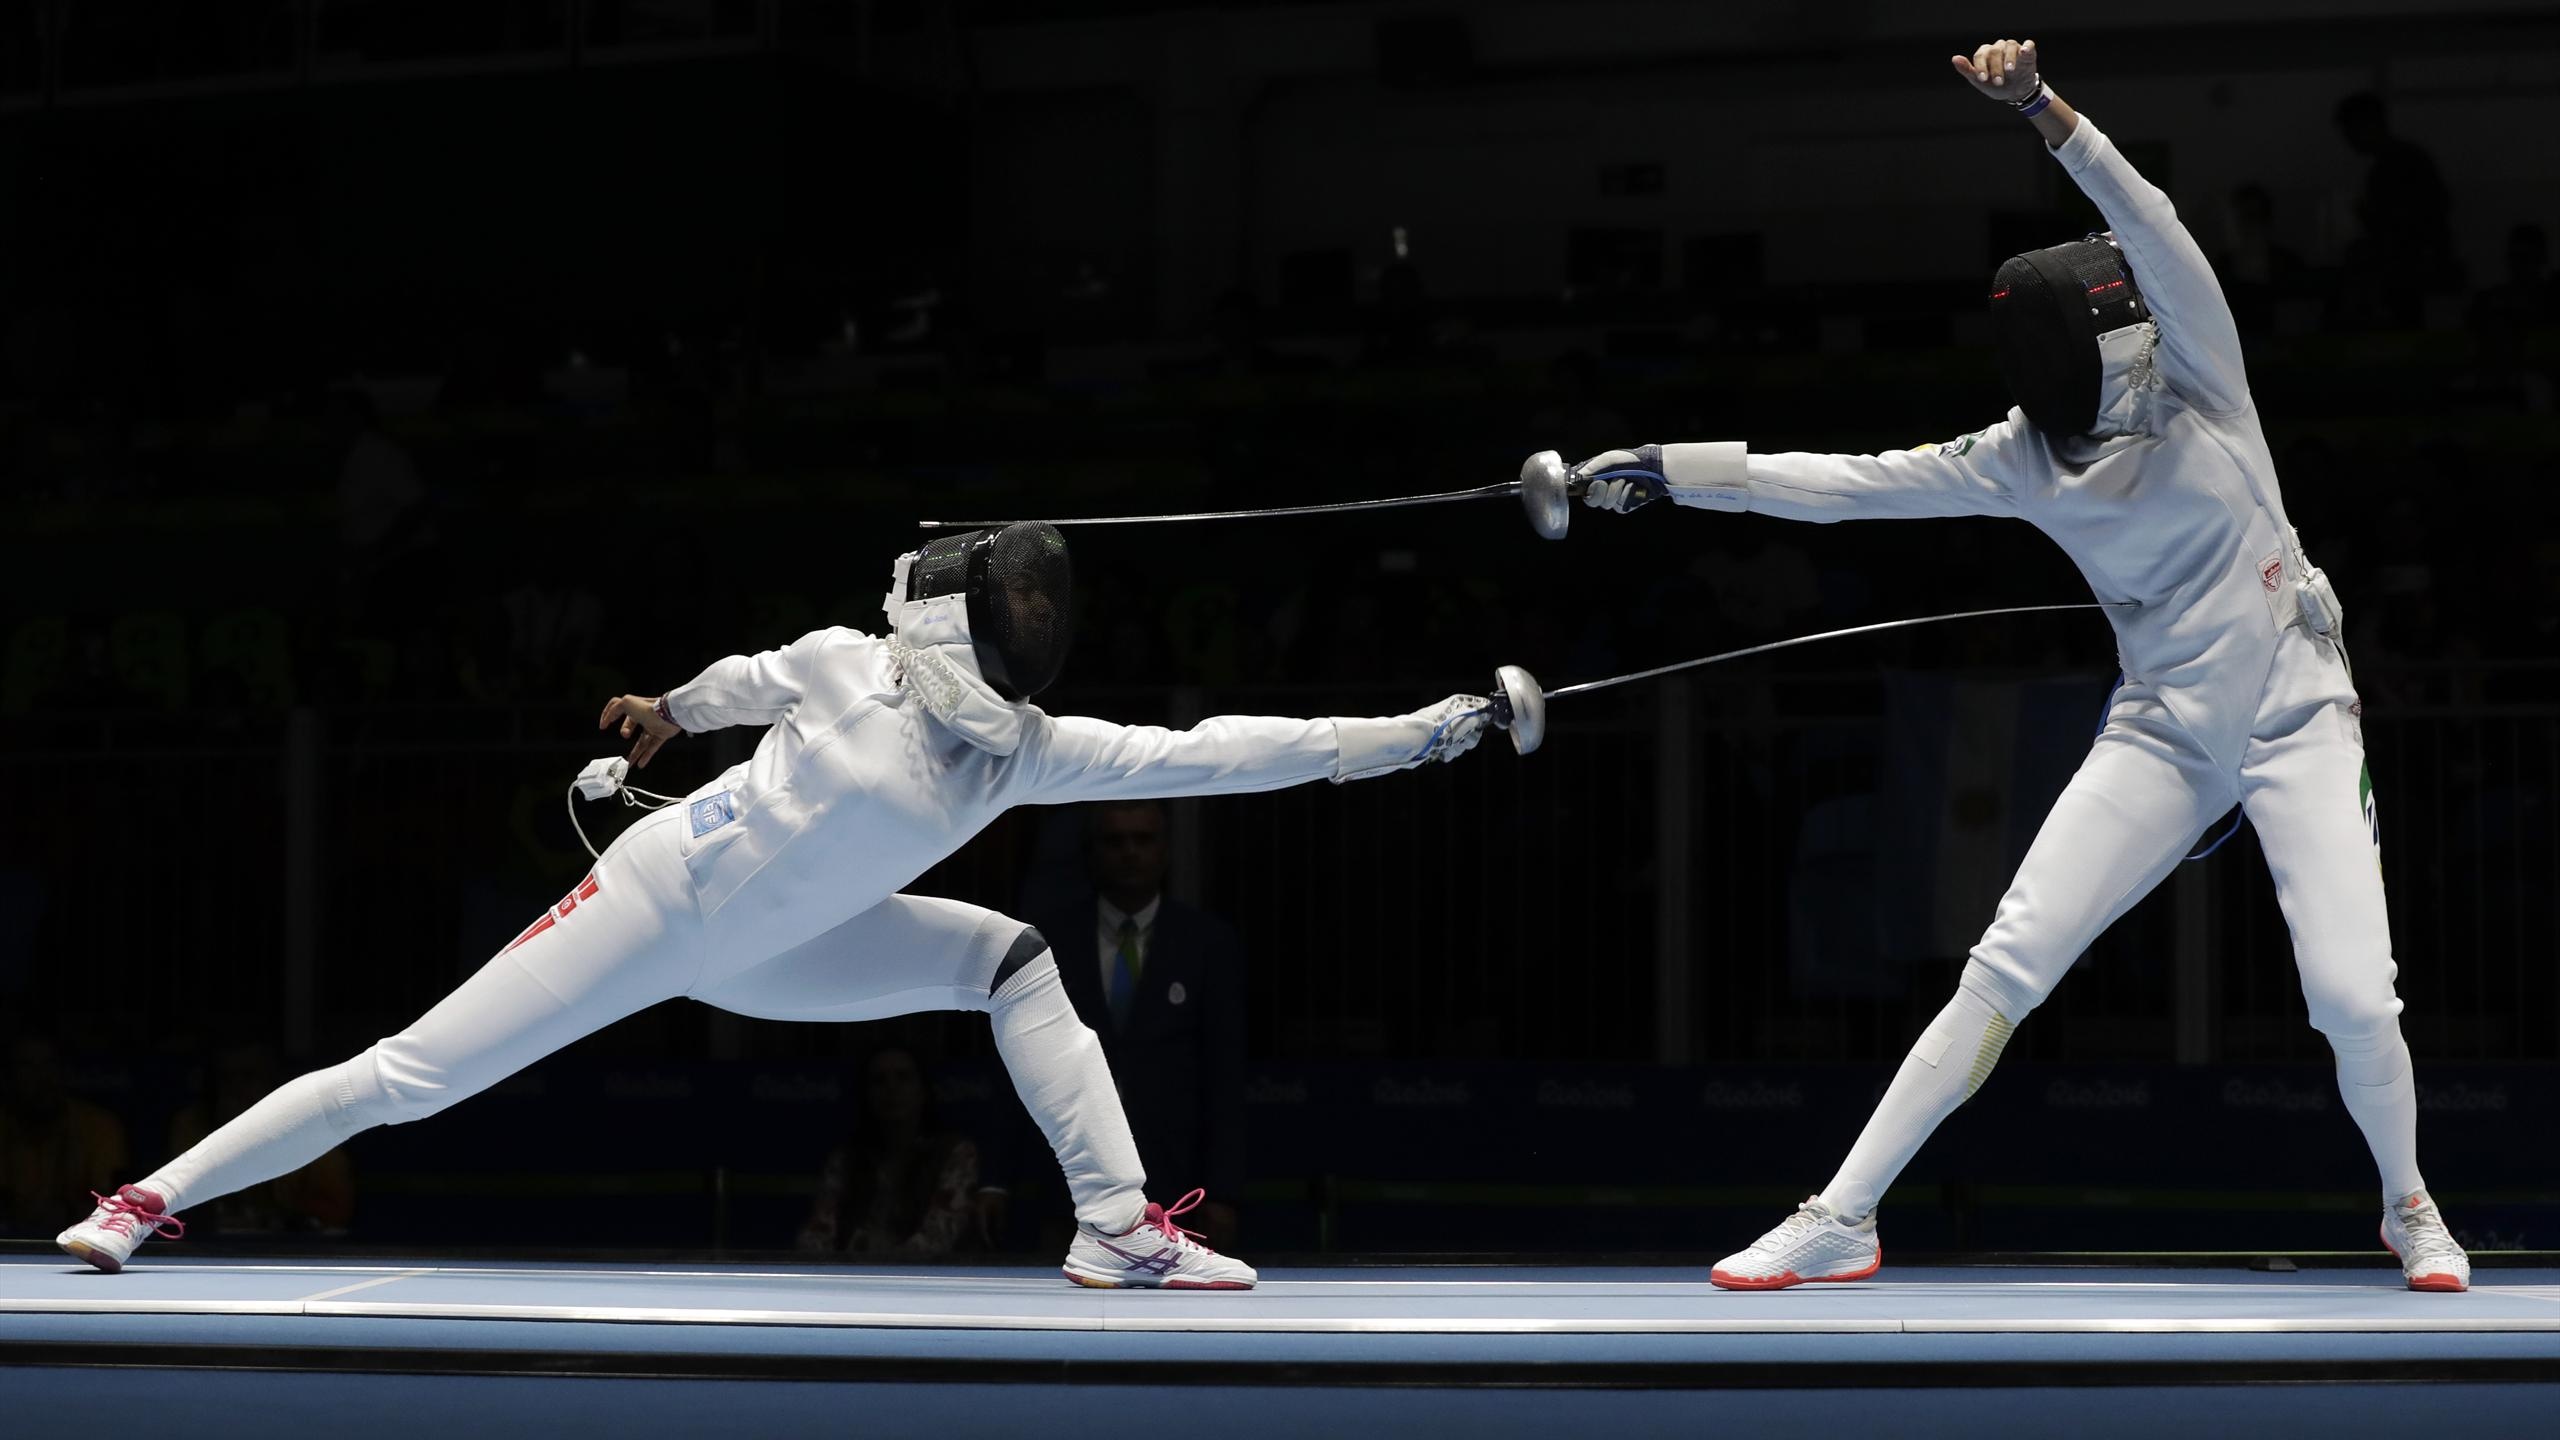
[988, 944, 1091, 1052]
[1957, 956, 2044, 1022]
[330, 1039, 467, 1128]
[989, 925, 1052, 1001]
[2304, 981, 2403, 1048]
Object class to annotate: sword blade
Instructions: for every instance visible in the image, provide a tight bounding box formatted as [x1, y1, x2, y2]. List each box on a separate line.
[918, 482, 1521, 530]
[1543, 603, 2124, 700]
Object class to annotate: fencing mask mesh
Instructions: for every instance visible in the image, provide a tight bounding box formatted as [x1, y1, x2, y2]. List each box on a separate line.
[1989, 234, 2150, 439]
[906, 522, 1074, 699]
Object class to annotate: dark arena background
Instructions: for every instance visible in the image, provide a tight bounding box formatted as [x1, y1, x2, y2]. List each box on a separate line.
[4, 2, 2558, 1434]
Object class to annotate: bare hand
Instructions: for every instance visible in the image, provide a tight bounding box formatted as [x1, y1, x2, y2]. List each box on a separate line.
[598, 694, 680, 768]
[1950, 37, 2039, 99]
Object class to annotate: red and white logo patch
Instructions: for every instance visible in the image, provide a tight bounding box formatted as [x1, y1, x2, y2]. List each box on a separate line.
[503, 873, 602, 954]
[2260, 552, 2284, 593]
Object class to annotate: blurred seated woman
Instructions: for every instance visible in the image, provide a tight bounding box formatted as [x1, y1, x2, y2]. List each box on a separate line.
[796, 1046, 979, 1259]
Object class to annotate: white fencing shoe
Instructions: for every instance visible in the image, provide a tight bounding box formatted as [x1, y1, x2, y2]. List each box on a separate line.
[1062, 1188, 1256, 1290]
[1711, 1196, 1881, 1291]
[57, 1184, 184, 1273]
[2380, 1190, 2470, 1293]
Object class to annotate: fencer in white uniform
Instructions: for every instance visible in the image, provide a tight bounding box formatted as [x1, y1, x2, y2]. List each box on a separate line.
[61, 522, 1497, 1288]
[1565, 41, 2468, 1291]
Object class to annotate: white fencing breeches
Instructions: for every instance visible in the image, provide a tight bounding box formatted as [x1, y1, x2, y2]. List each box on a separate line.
[694, 896, 1146, 1233]
[143, 806, 1147, 1235]
[1820, 630, 2424, 1221]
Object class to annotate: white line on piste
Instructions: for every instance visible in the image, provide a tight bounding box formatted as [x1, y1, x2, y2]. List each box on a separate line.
[295, 1268, 434, 1303]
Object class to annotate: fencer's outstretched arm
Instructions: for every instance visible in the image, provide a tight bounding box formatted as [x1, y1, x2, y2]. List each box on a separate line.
[1570, 429, 2028, 524]
[1956, 39, 2249, 415]
[1026, 696, 1493, 804]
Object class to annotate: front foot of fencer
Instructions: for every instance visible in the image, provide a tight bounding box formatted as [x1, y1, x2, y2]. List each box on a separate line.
[1062, 1190, 1257, 1290]
[2381, 1191, 2471, 1292]
[1711, 1197, 1881, 1291]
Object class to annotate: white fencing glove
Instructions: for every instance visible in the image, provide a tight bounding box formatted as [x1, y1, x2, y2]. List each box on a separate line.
[1573, 445, 1670, 513]
[1332, 695, 1494, 783]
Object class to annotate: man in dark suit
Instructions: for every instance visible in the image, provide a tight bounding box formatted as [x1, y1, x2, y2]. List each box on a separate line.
[1030, 799, 1247, 1250]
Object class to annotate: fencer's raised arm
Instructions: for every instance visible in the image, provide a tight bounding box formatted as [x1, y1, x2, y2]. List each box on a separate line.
[659, 626, 844, 732]
[1962, 41, 2249, 415]
[1025, 695, 1492, 804]
[1572, 430, 2028, 524]
[2048, 114, 2247, 415]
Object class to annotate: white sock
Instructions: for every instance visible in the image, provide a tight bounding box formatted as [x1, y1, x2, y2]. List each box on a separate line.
[1818, 974, 2017, 1223]
[2328, 1022, 2425, 1202]
[141, 1061, 372, 1214]
[991, 955, 1147, 1235]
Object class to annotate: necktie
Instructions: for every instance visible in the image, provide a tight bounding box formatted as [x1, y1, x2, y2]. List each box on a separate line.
[1109, 918, 1143, 1029]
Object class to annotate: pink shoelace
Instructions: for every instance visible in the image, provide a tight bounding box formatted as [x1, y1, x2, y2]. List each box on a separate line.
[89, 1185, 184, 1241]
[1145, 1187, 1215, 1251]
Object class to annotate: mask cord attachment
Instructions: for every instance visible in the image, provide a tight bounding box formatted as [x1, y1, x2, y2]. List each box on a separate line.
[567, 757, 687, 860]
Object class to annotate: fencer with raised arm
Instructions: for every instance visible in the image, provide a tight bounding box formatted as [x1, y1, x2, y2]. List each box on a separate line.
[60, 523, 1496, 1289]
[1570, 40, 2464, 1293]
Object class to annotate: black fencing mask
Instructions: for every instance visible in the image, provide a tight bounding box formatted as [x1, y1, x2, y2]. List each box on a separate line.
[904, 522, 1074, 699]
[1988, 234, 2150, 439]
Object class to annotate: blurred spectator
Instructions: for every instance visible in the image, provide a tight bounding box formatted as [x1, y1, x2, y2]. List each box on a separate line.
[2332, 93, 2457, 328]
[0, 1032, 128, 1236]
[2469, 223, 2555, 331]
[333, 389, 427, 558]
[2216, 183, 2307, 335]
[1029, 800, 1246, 1251]
[796, 1046, 983, 1259]
[166, 1043, 355, 1236]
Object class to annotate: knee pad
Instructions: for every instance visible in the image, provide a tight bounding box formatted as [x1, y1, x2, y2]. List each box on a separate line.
[989, 925, 1050, 998]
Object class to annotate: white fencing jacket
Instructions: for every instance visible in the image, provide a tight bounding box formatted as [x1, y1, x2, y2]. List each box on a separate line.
[1649, 114, 2321, 771]
[659, 628, 1416, 962]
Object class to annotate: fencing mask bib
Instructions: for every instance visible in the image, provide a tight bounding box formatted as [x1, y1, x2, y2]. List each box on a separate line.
[1989, 233, 2151, 439]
